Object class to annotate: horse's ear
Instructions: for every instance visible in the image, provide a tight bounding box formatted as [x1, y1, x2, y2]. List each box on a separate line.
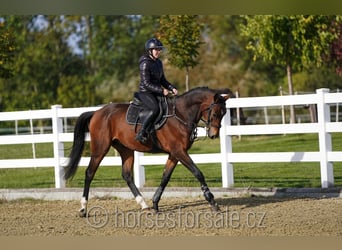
[214, 93, 229, 103]
[220, 94, 230, 100]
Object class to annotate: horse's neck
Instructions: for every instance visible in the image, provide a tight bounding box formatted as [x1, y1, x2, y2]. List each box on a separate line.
[174, 93, 211, 124]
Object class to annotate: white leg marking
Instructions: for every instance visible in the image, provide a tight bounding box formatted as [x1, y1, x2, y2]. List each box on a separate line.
[135, 195, 149, 209]
[81, 197, 87, 211]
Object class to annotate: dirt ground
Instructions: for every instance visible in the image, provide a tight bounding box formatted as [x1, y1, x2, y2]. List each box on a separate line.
[1, 195, 342, 236]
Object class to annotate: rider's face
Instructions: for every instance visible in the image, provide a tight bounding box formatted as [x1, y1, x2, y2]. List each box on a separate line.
[152, 48, 162, 58]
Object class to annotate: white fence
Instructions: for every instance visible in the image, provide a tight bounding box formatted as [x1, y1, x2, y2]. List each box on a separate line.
[0, 88, 341, 188]
[220, 88, 342, 188]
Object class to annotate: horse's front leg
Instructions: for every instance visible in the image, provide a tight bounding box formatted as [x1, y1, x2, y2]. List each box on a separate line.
[152, 156, 178, 212]
[179, 152, 220, 212]
[122, 168, 149, 210]
[118, 147, 149, 210]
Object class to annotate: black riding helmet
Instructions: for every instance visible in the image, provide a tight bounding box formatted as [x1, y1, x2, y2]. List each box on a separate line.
[145, 38, 164, 57]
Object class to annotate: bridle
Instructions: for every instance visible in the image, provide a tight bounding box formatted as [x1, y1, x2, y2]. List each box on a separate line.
[164, 96, 226, 140]
[200, 102, 226, 129]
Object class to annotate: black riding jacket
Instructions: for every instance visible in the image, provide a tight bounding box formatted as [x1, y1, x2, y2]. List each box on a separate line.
[139, 54, 176, 94]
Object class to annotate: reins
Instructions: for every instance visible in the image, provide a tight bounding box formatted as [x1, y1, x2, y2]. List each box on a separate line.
[163, 95, 222, 141]
[163, 96, 198, 141]
[163, 96, 192, 127]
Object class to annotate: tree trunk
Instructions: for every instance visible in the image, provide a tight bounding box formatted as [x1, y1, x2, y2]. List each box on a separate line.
[287, 64, 296, 123]
[185, 67, 189, 92]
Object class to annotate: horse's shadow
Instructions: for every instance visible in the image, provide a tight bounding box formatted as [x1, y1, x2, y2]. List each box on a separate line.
[155, 195, 332, 213]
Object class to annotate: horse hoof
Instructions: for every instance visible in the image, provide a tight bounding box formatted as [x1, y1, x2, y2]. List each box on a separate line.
[211, 205, 221, 213]
[79, 208, 87, 218]
[142, 207, 151, 211]
[151, 209, 159, 215]
[142, 207, 157, 215]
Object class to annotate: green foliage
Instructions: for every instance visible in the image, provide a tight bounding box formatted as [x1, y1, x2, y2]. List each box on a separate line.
[240, 15, 341, 123]
[158, 15, 203, 70]
[158, 15, 203, 90]
[0, 21, 15, 78]
[241, 15, 338, 70]
[205, 15, 246, 62]
[0, 15, 159, 110]
[0, 16, 81, 110]
[0, 15, 341, 111]
[282, 66, 342, 93]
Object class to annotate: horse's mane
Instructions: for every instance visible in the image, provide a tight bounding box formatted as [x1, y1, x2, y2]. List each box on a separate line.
[178, 86, 209, 97]
[178, 86, 234, 98]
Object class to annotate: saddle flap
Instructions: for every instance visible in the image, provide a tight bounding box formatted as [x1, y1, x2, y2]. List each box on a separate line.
[126, 95, 168, 130]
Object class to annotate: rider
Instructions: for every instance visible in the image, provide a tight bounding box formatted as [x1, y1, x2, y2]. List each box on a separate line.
[135, 38, 178, 144]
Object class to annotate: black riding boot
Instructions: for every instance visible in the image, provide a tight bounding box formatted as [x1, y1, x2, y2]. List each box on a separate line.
[135, 110, 155, 144]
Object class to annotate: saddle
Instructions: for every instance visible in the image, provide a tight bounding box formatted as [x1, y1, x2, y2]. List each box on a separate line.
[126, 92, 169, 130]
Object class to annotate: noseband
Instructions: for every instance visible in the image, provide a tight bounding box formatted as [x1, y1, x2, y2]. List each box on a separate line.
[201, 102, 225, 129]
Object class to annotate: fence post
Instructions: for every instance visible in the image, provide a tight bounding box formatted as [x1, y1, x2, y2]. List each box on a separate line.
[134, 151, 145, 188]
[336, 88, 340, 122]
[29, 117, 36, 162]
[51, 105, 66, 188]
[316, 88, 334, 188]
[279, 86, 286, 125]
[220, 107, 234, 187]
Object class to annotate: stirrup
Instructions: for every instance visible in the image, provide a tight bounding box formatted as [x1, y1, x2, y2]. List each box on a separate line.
[135, 131, 148, 143]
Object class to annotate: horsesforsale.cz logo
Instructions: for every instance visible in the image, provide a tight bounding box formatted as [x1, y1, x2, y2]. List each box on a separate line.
[86, 206, 109, 228]
[86, 205, 267, 229]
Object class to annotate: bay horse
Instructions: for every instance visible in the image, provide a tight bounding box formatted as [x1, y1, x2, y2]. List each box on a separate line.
[64, 87, 233, 217]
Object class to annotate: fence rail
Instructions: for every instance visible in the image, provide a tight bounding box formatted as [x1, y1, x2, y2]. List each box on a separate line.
[220, 88, 342, 188]
[0, 88, 341, 188]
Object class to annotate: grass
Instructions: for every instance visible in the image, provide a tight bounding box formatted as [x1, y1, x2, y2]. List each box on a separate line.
[0, 133, 341, 189]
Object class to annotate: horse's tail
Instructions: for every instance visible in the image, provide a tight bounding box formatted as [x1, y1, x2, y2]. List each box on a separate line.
[64, 111, 94, 180]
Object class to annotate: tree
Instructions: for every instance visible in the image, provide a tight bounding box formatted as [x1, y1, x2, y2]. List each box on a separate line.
[158, 15, 203, 91]
[0, 20, 15, 78]
[0, 15, 159, 111]
[0, 15, 94, 110]
[241, 15, 339, 123]
[330, 20, 342, 76]
[72, 15, 158, 102]
[202, 15, 286, 97]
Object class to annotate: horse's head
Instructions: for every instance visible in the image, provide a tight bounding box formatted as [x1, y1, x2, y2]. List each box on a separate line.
[175, 87, 232, 139]
[202, 93, 229, 139]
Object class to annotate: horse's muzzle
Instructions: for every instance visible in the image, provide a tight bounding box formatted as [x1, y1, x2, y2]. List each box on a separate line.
[209, 134, 218, 139]
[208, 127, 220, 139]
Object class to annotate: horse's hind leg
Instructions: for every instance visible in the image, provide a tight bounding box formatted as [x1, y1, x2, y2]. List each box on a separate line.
[79, 156, 104, 217]
[80, 142, 110, 217]
[79, 158, 103, 217]
[114, 144, 149, 210]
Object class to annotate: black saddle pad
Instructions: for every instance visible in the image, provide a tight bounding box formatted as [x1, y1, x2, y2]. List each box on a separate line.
[126, 94, 168, 130]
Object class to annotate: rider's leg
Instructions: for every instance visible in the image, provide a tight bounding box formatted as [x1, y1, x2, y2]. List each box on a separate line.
[135, 110, 155, 143]
[135, 92, 159, 143]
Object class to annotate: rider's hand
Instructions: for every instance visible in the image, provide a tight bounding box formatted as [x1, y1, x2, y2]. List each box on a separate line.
[163, 88, 169, 96]
[172, 88, 178, 95]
